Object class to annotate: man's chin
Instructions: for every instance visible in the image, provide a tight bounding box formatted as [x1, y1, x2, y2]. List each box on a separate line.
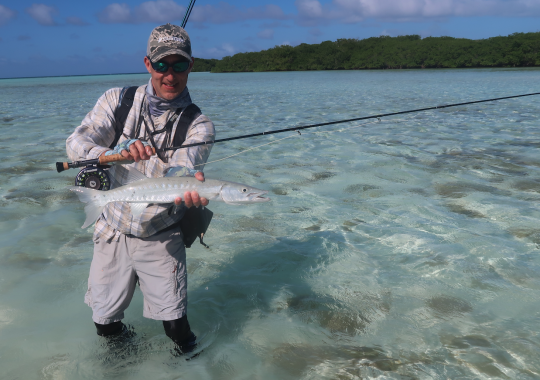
[160, 91, 181, 100]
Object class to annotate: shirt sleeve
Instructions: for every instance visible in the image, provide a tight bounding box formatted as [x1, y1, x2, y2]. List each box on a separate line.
[66, 88, 122, 161]
[168, 113, 215, 172]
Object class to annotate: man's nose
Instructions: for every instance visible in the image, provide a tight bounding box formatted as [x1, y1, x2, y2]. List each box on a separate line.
[164, 67, 176, 76]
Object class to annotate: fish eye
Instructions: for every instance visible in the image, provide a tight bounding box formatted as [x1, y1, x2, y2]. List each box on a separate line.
[242, 188, 247, 193]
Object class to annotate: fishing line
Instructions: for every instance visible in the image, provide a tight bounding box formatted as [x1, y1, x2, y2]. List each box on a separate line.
[162, 92, 540, 152]
[193, 133, 301, 168]
[196, 117, 395, 168]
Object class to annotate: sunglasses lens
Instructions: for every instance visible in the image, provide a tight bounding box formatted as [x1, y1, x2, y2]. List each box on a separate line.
[153, 61, 169, 72]
[150, 58, 189, 73]
[172, 62, 190, 72]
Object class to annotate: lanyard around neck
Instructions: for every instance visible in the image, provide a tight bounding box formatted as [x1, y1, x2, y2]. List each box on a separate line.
[142, 106, 183, 162]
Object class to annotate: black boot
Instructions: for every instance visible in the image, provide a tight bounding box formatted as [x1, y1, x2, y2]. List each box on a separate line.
[94, 321, 140, 367]
[94, 321, 136, 350]
[95, 321, 125, 337]
[163, 315, 197, 354]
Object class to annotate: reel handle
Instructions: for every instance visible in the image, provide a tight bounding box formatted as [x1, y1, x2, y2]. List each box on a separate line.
[56, 147, 157, 172]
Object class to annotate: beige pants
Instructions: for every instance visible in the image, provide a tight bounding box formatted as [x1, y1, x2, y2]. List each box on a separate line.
[85, 227, 187, 324]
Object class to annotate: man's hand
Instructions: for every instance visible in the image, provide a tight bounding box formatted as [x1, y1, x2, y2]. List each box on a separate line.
[101, 139, 154, 162]
[123, 140, 153, 162]
[174, 171, 209, 208]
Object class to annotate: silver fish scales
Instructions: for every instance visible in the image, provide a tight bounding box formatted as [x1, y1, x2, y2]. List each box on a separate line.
[70, 167, 270, 228]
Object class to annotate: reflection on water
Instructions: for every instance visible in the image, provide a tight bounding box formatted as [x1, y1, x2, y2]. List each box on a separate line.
[1, 69, 540, 378]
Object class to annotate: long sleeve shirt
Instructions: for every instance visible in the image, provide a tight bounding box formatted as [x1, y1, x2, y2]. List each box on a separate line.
[66, 85, 215, 242]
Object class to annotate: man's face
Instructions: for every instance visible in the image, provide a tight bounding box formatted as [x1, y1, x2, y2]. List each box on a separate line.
[144, 54, 193, 100]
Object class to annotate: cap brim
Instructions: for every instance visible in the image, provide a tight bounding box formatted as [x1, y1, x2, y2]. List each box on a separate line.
[151, 48, 192, 62]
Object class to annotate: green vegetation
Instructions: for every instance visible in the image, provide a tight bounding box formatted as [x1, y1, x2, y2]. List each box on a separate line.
[191, 58, 219, 72]
[208, 32, 540, 72]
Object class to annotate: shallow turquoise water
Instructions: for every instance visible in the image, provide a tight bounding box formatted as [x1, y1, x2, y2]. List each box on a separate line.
[1, 69, 540, 379]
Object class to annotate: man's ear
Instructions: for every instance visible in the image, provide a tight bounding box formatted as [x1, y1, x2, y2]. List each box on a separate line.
[144, 56, 153, 74]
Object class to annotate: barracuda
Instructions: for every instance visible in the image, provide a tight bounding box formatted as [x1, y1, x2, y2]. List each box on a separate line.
[70, 166, 270, 228]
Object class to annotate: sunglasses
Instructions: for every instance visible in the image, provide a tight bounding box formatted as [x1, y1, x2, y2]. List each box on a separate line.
[147, 57, 190, 73]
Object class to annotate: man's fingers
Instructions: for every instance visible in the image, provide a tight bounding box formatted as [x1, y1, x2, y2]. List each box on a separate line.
[129, 141, 148, 161]
[135, 140, 150, 159]
[195, 171, 205, 182]
[183, 191, 204, 208]
[128, 146, 140, 162]
[190, 191, 201, 207]
[193, 172, 209, 206]
[183, 191, 193, 208]
[174, 195, 208, 207]
[121, 150, 132, 160]
[145, 145, 154, 156]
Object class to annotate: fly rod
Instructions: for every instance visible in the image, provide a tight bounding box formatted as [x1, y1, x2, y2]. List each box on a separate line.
[163, 91, 540, 151]
[56, 92, 540, 172]
[181, 0, 196, 28]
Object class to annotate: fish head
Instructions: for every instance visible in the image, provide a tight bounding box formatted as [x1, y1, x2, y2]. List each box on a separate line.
[220, 183, 270, 205]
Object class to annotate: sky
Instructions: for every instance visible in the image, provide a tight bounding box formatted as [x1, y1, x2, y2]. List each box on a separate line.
[0, 0, 539, 78]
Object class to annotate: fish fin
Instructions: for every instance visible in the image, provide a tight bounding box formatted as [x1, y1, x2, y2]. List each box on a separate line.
[109, 165, 148, 187]
[69, 187, 107, 228]
[82, 203, 105, 228]
[130, 203, 149, 217]
[108, 167, 123, 189]
[124, 166, 149, 184]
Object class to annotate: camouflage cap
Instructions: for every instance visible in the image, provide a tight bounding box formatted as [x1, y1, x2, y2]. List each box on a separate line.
[147, 23, 192, 62]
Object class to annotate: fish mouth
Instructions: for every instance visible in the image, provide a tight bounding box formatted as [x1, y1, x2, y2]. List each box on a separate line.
[248, 191, 270, 202]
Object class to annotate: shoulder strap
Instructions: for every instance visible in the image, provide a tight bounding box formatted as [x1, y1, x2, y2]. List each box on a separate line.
[110, 86, 138, 148]
[172, 103, 202, 148]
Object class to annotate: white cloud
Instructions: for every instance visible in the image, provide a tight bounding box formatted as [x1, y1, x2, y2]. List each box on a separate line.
[98, 3, 132, 23]
[296, 0, 540, 25]
[296, 0, 324, 19]
[196, 43, 237, 59]
[0, 5, 16, 26]
[26, 3, 57, 26]
[135, 0, 185, 22]
[257, 28, 274, 39]
[98, 1, 186, 23]
[97, 1, 289, 24]
[222, 43, 235, 54]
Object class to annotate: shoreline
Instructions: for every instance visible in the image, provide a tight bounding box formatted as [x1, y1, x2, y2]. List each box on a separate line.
[208, 66, 540, 74]
[1, 66, 539, 81]
[0, 71, 148, 81]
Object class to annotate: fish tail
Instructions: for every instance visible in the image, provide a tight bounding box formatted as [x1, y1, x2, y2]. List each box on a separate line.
[69, 187, 107, 228]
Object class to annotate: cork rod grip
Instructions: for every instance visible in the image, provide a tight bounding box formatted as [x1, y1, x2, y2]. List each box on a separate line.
[98, 147, 157, 164]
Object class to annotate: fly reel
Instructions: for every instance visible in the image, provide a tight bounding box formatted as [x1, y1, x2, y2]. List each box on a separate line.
[75, 165, 111, 191]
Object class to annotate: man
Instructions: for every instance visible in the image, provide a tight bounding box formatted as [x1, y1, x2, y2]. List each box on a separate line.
[66, 23, 214, 353]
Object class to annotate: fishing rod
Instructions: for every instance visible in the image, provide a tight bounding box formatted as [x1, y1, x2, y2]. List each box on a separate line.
[163, 91, 540, 151]
[181, 0, 196, 28]
[56, 92, 540, 176]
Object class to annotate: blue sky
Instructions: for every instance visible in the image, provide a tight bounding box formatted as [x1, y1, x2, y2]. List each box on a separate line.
[0, 0, 539, 78]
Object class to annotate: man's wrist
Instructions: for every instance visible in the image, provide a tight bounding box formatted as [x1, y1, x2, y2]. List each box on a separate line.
[89, 146, 111, 159]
